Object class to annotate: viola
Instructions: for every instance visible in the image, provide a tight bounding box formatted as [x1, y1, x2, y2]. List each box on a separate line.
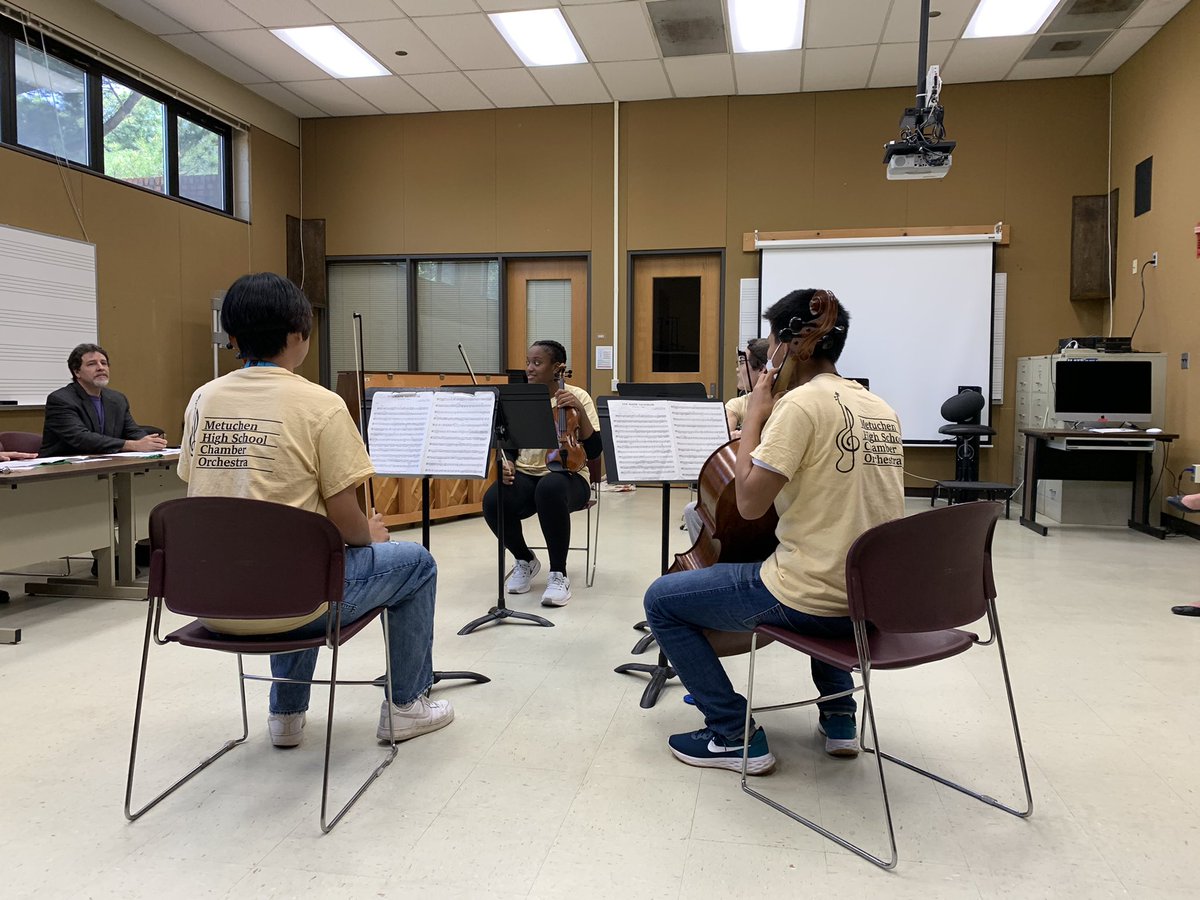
[545, 365, 587, 473]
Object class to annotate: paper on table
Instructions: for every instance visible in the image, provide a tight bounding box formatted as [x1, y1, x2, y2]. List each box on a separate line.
[105, 449, 182, 458]
[607, 399, 729, 483]
[0, 455, 90, 470]
[368, 390, 496, 478]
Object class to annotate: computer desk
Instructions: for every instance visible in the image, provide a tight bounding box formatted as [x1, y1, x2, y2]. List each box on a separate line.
[1018, 428, 1177, 539]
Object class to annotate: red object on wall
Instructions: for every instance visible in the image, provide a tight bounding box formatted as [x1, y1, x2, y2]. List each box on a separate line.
[1195, 222, 1200, 258]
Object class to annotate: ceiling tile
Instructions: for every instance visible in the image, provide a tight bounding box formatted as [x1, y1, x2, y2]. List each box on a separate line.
[203, 28, 331, 81]
[531, 64, 612, 104]
[942, 36, 1033, 83]
[342, 19, 456, 75]
[732, 49, 802, 95]
[596, 59, 671, 100]
[161, 33, 269, 83]
[307, 0, 407, 23]
[411, 13, 522, 70]
[93, 0, 188, 35]
[802, 45, 875, 92]
[882, 0, 975, 43]
[869, 40, 952, 89]
[1125, 0, 1191, 28]
[226, 0, 329, 28]
[282, 79, 383, 115]
[477, 0, 560, 10]
[806, 0, 889, 48]
[345, 75, 436, 113]
[466, 68, 554, 107]
[403, 71, 495, 110]
[1078, 26, 1158, 75]
[246, 81, 328, 117]
[1008, 57, 1088, 80]
[142, 0, 259, 32]
[566, 2, 659, 62]
[663, 54, 735, 98]
[393, 0, 477, 14]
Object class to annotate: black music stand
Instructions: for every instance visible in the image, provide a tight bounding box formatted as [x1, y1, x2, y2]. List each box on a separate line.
[613, 382, 709, 657]
[364, 387, 490, 688]
[601, 388, 727, 708]
[458, 383, 559, 635]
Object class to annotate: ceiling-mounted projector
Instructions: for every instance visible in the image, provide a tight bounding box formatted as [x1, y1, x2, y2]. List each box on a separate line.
[884, 140, 954, 181]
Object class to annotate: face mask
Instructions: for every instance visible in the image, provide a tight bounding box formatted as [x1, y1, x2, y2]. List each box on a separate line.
[765, 342, 787, 374]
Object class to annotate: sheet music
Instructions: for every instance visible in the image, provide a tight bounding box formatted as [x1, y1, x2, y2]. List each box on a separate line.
[368, 390, 495, 478]
[607, 399, 729, 483]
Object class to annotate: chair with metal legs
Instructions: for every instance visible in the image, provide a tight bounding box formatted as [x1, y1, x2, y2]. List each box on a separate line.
[526, 456, 603, 587]
[125, 496, 400, 833]
[738, 501, 1032, 869]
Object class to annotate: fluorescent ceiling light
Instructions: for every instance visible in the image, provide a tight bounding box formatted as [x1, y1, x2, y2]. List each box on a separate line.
[271, 25, 389, 79]
[729, 0, 806, 54]
[489, 8, 587, 67]
[963, 0, 1060, 39]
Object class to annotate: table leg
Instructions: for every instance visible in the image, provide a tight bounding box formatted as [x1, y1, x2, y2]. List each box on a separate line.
[1019, 437, 1048, 536]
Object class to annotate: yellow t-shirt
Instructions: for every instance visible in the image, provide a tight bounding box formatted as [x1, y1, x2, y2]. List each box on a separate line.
[751, 374, 905, 617]
[514, 383, 600, 478]
[177, 367, 375, 635]
[725, 394, 749, 429]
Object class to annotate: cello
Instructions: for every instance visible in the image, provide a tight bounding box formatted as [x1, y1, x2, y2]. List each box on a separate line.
[668, 290, 842, 656]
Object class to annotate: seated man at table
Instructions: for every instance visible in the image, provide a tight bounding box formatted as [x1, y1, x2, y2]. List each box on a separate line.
[41, 343, 167, 456]
[178, 272, 453, 748]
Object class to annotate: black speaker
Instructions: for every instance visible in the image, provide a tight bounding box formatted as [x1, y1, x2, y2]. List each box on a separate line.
[1135, 156, 1153, 217]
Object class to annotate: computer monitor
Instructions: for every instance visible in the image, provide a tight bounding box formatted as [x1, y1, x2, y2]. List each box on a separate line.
[1052, 358, 1152, 424]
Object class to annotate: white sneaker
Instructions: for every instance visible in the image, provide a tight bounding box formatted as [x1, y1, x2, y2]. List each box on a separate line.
[505, 557, 540, 594]
[268, 712, 305, 748]
[377, 695, 454, 743]
[541, 571, 572, 607]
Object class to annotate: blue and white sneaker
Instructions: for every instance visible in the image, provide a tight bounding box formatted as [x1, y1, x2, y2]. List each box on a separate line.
[667, 726, 776, 775]
[818, 713, 860, 758]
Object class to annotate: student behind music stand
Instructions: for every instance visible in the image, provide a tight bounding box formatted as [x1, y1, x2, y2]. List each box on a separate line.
[459, 383, 559, 634]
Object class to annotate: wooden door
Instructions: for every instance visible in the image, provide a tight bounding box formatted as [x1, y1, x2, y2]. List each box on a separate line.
[631, 253, 721, 392]
[506, 258, 588, 383]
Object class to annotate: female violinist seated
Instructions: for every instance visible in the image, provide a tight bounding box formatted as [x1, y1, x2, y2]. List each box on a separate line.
[682, 337, 770, 541]
[482, 339, 602, 608]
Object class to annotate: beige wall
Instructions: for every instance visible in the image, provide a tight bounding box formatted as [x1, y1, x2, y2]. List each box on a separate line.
[304, 78, 1114, 485]
[1112, 0, 1200, 490]
[0, 127, 300, 439]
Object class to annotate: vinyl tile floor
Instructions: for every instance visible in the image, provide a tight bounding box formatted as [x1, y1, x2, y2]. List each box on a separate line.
[1, 492, 1198, 899]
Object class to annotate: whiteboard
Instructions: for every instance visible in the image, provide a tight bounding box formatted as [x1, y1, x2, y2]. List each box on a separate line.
[758, 237, 995, 444]
[0, 223, 97, 407]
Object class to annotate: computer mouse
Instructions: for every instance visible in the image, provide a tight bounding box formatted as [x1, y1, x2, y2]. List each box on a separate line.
[1146, 427, 1163, 433]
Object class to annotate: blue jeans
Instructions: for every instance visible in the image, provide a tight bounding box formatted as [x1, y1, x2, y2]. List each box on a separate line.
[643, 561, 856, 743]
[269, 541, 437, 715]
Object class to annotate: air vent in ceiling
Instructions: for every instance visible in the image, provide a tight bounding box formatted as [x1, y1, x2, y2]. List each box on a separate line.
[1024, 31, 1111, 59]
[1046, 0, 1144, 33]
[647, 0, 728, 58]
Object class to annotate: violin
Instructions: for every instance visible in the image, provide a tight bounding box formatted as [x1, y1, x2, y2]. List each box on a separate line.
[545, 364, 587, 473]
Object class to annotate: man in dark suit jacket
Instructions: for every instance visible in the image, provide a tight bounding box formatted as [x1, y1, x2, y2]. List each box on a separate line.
[40, 343, 167, 456]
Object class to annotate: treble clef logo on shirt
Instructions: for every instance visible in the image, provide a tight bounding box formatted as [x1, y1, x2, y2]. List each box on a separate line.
[834, 391, 859, 473]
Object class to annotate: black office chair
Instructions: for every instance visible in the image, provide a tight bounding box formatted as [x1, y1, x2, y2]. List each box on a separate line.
[932, 389, 1013, 516]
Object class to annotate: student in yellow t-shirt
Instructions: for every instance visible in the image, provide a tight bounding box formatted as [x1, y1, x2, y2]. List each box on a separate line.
[482, 340, 602, 609]
[178, 273, 453, 750]
[644, 289, 905, 775]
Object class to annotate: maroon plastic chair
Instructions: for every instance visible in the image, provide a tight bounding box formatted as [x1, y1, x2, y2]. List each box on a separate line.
[0, 431, 41, 454]
[124, 496, 399, 833]
[738, 501, 1032, 869]
[527, 455, 603, 587]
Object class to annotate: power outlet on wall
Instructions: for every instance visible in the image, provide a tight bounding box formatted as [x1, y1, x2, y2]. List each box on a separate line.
[1183, 352, 1190, 370]
[1150, 251, 1159, 267]
[1131, 258, 1138, 274]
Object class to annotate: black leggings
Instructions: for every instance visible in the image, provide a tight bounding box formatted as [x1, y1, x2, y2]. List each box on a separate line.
[482, 470, 590, 575]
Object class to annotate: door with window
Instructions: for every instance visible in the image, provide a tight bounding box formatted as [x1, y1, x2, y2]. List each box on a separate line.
[505, 257, 588, 384]
[631, 253, 721, 393]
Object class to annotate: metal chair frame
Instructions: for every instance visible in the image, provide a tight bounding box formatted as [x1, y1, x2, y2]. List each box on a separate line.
[125, 501, 401, 834]
[737, 505, 1033, 869]
[526, 459, 602, 588]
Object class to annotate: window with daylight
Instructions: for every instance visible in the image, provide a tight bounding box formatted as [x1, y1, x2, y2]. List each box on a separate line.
[102, 76, 166, 192]
[15, 41, 87, 164]
[416, 260, 501, 373]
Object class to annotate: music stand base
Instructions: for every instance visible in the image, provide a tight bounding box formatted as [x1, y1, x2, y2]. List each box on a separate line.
[433, 670, 491, 685]
[615, 656, 677, 708]
[458, 605, 555, 635]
